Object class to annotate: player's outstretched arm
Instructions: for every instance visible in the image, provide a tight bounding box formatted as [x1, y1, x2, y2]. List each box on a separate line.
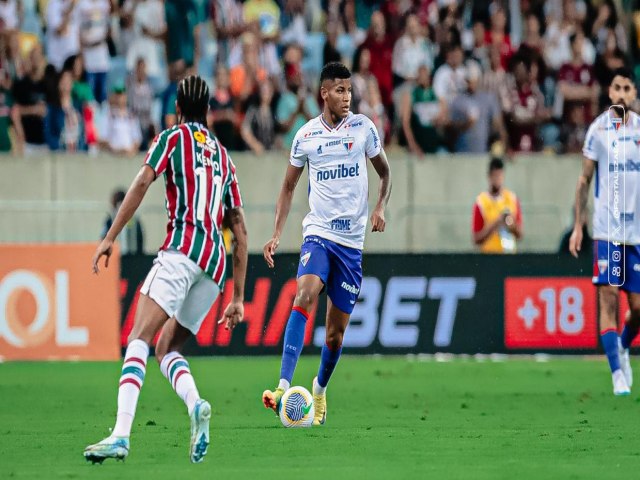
[569, 158, 595, 258]
[92, 165, 155, 273]
[219, 207, 248, 330]
[263, 164, 304, 268]
[369, 149, 392, 232]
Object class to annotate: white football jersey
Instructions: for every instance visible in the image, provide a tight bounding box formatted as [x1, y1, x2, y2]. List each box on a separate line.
[583, 110, 640, 245]
[289, 112, 382, 249]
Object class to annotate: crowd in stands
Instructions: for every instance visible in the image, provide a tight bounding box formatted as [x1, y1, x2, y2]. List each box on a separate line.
[1, 0, 640, 156]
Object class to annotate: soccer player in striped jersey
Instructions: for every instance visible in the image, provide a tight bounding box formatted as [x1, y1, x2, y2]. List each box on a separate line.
[570, 67, 640, 395]
[84, 75, 247, 463]
[261, 62, 391, 425]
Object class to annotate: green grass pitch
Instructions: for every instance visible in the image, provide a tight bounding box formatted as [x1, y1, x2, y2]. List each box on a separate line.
[2, 357, 640, 479]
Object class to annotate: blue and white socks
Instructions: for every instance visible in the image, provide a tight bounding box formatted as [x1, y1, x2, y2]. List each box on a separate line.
[314, 344, 343, 395]
[601, 329, 621, 373]
[279, 306, 309, 389]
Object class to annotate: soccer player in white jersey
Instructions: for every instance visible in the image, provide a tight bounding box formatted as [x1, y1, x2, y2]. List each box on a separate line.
[84, 75, 248, 463]
[570, 67, 640, 395]
[261, 62, 391, 424]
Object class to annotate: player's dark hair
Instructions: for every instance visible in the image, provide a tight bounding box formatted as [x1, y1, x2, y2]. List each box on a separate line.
[320, 62, 351, 84]
[176, 75, 210, 124]
[610, 66, 635, 85]
[488, 157, 504, 173]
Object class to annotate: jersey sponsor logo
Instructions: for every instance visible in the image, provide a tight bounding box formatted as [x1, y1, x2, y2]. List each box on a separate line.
[607, 160, 640, 172]
[342, 136, 355, 151]
[300, 251, 311, 267]
[370, 127, 379, 149]
[196, 152, 221, 171]
[194, 131, 207, 143]
[294, 139, 301, 155]
[325, 139, 341, 147]
[331, 218, 351, 231]
[316, 163, 360, 182]
[304, 130, 323, 138]
[341, 281, 359, 295]
[349, 121, 363, 128]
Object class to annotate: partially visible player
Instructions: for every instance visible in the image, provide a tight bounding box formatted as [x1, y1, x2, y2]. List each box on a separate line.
[84, 75, 247, 463]
[570, 66, 640, 395]
[262, 62, 391, 425]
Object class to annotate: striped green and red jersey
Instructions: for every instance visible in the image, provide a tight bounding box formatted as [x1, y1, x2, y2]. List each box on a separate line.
[144, 122, 243, 287]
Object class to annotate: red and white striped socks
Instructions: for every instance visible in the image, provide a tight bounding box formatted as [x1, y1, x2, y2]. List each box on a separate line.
[112, 339, 149, 438]
[160, 351, 201, 415]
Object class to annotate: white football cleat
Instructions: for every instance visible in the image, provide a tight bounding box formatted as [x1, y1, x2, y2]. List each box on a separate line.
[189, 399, 211, 463]
[84, 436, 129, 464]
[618, 339, 633, 387]
[612, 369, 631, 396]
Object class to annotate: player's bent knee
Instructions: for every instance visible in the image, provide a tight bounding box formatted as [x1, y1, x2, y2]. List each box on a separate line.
[294, 289, 316, 310]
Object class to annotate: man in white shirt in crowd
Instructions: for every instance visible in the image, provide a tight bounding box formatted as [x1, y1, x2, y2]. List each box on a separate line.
[100, 85, 142, 155]
[46, 0, 80, 71]
[78, 0, 111, 103]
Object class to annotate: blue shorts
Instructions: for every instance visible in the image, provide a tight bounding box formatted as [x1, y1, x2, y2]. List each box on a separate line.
[296, 235, 363, 314]
[593, 240, 640, 293]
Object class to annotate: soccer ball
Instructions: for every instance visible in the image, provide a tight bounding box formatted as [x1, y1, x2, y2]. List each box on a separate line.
[279, 386, 315, 428]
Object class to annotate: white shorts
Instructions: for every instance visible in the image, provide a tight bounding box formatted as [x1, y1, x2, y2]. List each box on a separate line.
[140, 249, 220, 335]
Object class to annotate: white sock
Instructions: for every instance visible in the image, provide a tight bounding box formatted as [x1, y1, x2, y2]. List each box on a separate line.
[313, 378, 326, 396]
[160, 352, 201, 415]
[278, 379, 290, 391]
[112, 339, 149, 438]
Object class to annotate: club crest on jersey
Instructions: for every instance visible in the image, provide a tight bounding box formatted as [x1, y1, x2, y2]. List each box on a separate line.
[634, 136, 640, 147]
[612, 117, 622, 131]
[300, 251, 311, 266]
[342, 136, 355, 151]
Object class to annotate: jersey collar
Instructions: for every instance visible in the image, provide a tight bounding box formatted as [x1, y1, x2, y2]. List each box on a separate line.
[319, 113, 350, 132]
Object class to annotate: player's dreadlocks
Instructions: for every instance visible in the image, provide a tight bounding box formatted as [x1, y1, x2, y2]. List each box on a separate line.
[176, 75, 210, 125]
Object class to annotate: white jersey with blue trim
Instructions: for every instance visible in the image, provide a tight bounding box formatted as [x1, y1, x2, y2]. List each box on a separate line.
[289, 112, 382, 250]
[583, 110, 640, 245]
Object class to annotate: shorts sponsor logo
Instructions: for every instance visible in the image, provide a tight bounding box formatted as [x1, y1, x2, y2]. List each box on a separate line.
[634, 264, 640, 272]
[341, 281, 359, 295]
[300, 251, 311, 267]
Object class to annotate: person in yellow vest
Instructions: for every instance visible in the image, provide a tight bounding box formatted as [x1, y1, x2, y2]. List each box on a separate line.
[472, 157, 523, 253]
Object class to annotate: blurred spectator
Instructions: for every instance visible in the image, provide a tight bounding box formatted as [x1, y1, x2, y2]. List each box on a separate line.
[77, 0, 111, 104]
[351, 46, 376, 114]
[208, 65, 238, 150]
[358, 75, 388, 145]
[360, 11, 394, 114]
[336, 0, 366, 68]
[400, 65, 446, 157]
[555, 31, 598, 152]
[448, 62, 507, 154]
[126, 58, 155, 149]
[276, 61, 319, 148]
[230, 32, 268, 104]
[485, 4, 513, 70]
[434, 2, 462, 48]
[324, 21, 343, 66]
[502, 56, 549, 152]
[46, 0, 80, 71]
[122, 0, 167, 87]
[212, 0, 245, 68]
[44, 70, 81, 151]
[0, 25, 25, 80]
[102, 189, 144, 255]
[481, 45, 507, 98]
[241, 81, 276, 154]
[392, 13, 434, 86]
[242, 0, 281, 77]
[13, 45, 47, 153]
[280, 0, 307, 47]
[100, 85, 142, 155]
[165, 0, 204, 69]
[161, 63, 185, 129]
[518, 13, 545, 59]
[0, 0, 19, 35]
[432, 43, 467, 103]
[0, 66, 23, 153]
[472, 157, 523, 254]
[468, 20, 489, 71]
[63, 54, 99, 150]
[591, 0, 626, 54]
[544, 2, 595, 70]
